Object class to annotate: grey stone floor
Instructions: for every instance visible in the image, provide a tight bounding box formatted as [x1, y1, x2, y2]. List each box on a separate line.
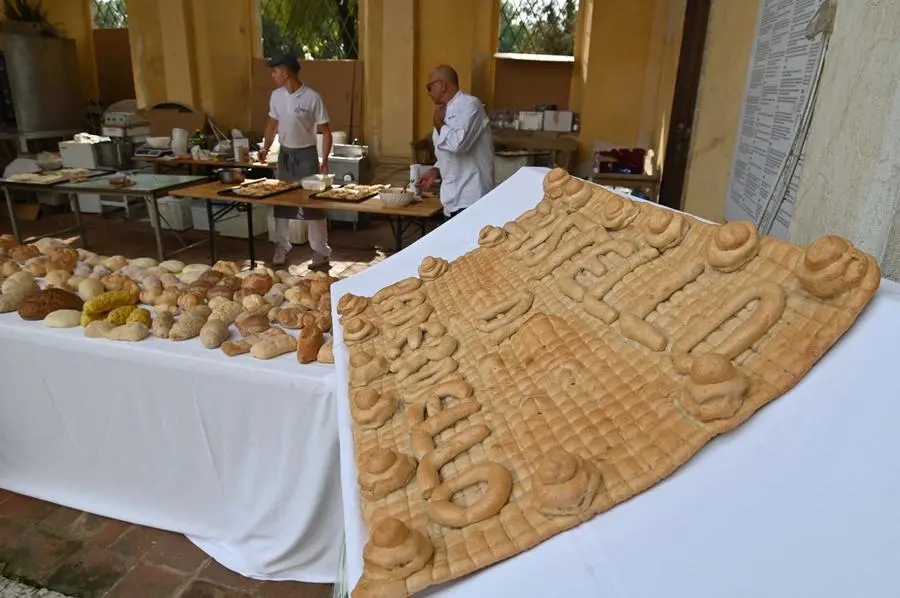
[0, 579, 69, 598]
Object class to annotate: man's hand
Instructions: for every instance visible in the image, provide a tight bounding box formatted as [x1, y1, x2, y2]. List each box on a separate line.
[319, 160, 329, 174]
[416, 167, 438, 192]
[433, 104, 447, 130]
[258, 148, 268, 163]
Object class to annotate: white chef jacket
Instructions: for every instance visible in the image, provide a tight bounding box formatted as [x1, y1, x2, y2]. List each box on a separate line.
[268, 85, 329, 149]
[432, 91, 494, 216]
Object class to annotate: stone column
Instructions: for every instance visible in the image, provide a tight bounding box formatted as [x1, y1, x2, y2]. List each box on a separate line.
[125, 0, 254, 130]
[790, 0, 900, 281]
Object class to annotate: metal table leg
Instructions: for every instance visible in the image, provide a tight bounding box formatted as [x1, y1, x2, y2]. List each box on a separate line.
[419, 217, 427, 239]
[395, 216, 404, 252]
[4, 186, 20, 241]
[247, 204, 256, 269]
[148, 194, 165, 261]
[70, 193, 88, 249]
[206, 199, 218, 264]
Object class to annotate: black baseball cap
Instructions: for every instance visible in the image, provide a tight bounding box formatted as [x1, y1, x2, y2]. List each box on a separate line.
[267, 52, 301, 72]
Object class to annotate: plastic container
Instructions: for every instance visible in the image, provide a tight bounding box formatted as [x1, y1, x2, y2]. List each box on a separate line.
[172, 128, 189, 156]
[301, 173, 334, 191]
[379, 187, 413, 207]
[191, 202, 267, 238]
[233, 138, 250, 163]
[146, 136, 171, 149]
[149, 196, 193, 231]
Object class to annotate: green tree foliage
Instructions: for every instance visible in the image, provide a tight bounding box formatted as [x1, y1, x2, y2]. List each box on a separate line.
[261, 0, 358, 60]
[91, 0, 127, 28]
[498, 0, 577, 56]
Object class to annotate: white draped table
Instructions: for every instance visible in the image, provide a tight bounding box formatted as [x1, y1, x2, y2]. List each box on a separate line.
[332, 167, 900, 597]
[0, 315, 343, 582]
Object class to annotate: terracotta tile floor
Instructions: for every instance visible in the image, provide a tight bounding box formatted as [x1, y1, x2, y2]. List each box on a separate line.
[0, 202, 442, 273]
[0, 204, 447, 596]
[0, 489, 332, 597]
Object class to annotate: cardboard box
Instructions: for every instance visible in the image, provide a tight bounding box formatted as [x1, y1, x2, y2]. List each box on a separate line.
[59, 141, 102, 169]
[251, 59, 363, 142]
[543, 110, 573, 132]
[192, 202, 267, 239]
[149, 196, 194, 232]
[518, 111, 543, 131]
[138, 106, 207, 137]
[267, 214, 308, 244]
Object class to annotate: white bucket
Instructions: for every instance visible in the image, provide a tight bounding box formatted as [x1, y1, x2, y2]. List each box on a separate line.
[172, 128, 189, 156]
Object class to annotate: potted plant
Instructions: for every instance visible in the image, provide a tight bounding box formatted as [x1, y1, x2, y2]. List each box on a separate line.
[1, 0, 62, 37]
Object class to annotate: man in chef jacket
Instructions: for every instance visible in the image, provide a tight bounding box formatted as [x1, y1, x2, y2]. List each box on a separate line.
[416, 64, 494, 219]
[259, 52, 332, 270]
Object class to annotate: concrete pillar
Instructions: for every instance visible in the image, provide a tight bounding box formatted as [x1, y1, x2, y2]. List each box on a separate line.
[360, 0, 496, 159]
[158, 0, 200, 108]
[381, 0, 415, 158]
[124, 0, 168, 107]
[681, 0, 760, 222]
[359, 0, 384, 158]
[124, 0, 254, 130]
[790, 0, 900, 281]
[191, 0, 255, 131]
[414, 0, 498, 142]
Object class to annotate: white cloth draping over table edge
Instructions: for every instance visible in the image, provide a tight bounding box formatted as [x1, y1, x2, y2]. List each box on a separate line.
[0, 316, 343, 583]
[331, 167, 900, 598]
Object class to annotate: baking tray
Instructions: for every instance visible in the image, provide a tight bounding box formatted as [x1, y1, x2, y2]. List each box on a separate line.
[309, 187, 381, 203]
[217, 181, 301, 199]
[2, 169, 110, 186]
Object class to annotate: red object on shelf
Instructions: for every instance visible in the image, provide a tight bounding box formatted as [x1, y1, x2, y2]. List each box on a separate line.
[597, 147, 646, 174]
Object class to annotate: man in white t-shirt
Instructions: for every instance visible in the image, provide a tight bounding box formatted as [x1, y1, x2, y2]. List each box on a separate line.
[259, 53, 333, 270]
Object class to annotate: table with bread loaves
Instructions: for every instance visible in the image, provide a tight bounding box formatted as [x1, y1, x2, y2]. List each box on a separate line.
[331, 167, 900, 598]
[0, 237, 345, 581]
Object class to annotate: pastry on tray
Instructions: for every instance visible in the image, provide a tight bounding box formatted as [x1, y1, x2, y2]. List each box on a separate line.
[341, 167, 881, 598]
[232, 178, 297, 197]
[314, 183, 385, 200]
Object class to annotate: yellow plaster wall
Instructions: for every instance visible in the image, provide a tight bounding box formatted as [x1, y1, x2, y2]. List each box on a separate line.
[381, 0, 415, 158]
[643, 0, 685, 173]
[158, 0, 199, 108]
[125, 0, 167, 107]
[569, 0, 685, 172]
[125, 0, 255, 130]
[191, 0, 255, 131]
[43, 0, 98, 101]
[681, 0, 760, 222]
[413, 0, 497, 143]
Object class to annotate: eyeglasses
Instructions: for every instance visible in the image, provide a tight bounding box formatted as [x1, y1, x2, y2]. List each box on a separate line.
[425, 79, 442, 92]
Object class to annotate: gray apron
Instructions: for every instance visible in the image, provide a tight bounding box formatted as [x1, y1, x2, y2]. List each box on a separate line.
[274, 146, 325, 220]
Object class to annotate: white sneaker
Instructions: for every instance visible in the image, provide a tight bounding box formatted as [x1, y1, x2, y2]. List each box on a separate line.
[273, 245, 290, 266]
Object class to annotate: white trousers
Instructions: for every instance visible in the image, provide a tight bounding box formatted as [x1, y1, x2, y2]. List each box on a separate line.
[273, 217, 331, 262]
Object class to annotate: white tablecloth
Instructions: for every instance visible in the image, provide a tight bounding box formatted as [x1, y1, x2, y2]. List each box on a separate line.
[332, 167, 900, 597]
[0, 315, 343, 583]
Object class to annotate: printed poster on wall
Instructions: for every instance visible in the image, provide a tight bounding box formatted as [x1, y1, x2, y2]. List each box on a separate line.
[724, 0, 823, 239]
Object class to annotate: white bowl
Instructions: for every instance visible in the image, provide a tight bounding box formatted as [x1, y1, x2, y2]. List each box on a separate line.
[146, 136, 171, 148]
[379, 188, 412, 207]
